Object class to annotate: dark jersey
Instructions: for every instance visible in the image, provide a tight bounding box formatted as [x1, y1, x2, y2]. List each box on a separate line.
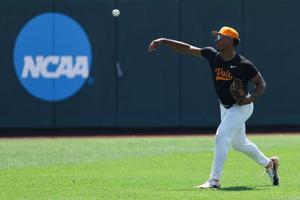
[201, 47, 258, 105]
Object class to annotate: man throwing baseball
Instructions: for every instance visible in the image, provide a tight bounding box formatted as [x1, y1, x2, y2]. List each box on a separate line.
[148, 26, 279, 189]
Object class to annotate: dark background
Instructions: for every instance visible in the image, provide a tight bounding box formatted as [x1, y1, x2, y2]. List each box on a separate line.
[0, 0, 299, 134]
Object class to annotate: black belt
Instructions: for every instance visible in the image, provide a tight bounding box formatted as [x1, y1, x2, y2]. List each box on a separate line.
[222, 104, 233, 109]
[219, 99, 233, 109]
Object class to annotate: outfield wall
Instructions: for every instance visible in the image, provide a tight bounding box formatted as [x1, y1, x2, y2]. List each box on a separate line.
[0, 0, 299, 129]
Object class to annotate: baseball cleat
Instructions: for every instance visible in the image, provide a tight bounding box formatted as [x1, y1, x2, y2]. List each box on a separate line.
[195, 179, 221, 189]
[265, 156, 279, 185]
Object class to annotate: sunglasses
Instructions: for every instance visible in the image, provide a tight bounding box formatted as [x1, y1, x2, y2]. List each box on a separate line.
[215, 34, 232, 42]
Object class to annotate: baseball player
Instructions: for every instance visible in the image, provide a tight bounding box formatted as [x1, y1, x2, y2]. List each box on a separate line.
[148, 26, 279, 189]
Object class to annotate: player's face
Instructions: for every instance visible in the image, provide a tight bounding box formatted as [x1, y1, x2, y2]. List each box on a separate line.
[215, 34, 234, 51]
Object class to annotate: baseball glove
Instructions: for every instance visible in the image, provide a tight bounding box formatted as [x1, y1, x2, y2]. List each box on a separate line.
[229, 78, 246, 104]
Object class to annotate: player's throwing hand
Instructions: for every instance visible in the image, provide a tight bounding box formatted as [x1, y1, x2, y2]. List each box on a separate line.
[148, 38, 165, 52]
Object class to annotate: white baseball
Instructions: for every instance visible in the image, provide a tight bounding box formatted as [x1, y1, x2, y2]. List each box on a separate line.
[112, 9, 120, 17]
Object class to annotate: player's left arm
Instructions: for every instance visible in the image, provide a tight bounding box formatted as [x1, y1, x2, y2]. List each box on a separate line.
[239, 72, 267, 105]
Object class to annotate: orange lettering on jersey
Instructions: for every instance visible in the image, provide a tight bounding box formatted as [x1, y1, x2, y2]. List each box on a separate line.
[215, 67, 233, 81]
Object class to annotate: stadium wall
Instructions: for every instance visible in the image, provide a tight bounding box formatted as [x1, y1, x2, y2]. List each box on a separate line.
[0, 0, 299, 130]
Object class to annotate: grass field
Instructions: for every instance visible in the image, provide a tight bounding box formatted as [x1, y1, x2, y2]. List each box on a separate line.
[0, 134, 300, 200]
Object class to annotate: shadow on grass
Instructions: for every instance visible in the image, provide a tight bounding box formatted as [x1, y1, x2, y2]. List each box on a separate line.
[173, 186, 254, 192]
[220, 186, 255, 191]
[172, 184, 271, 192]
[220, 184, 271, 191]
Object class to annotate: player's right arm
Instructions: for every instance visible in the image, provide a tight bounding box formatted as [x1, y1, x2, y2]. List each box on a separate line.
[148, 38, 202, 57]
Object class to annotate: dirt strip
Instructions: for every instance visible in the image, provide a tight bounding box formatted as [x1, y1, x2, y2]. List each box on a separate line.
[1, 132, 300, 140]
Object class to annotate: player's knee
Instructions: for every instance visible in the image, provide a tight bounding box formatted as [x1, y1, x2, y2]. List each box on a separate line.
[231, 141, 250, 152]
[215, 129, 227, 144]
[231, 142, 243, 151]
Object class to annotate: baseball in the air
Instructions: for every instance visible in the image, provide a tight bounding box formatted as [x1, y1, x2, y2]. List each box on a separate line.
[112, 9, 120, 17]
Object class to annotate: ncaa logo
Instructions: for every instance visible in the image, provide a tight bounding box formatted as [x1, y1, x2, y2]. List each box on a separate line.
[14, 12, 92, 101]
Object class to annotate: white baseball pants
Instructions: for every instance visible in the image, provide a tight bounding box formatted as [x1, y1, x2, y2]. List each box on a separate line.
[209, 103, 271, 180]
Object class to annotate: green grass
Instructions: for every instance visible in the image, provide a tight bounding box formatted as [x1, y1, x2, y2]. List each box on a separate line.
[0, 134, 300, 200]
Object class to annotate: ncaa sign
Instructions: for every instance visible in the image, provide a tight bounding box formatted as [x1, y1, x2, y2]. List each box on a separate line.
[14, 13, 92, 101]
